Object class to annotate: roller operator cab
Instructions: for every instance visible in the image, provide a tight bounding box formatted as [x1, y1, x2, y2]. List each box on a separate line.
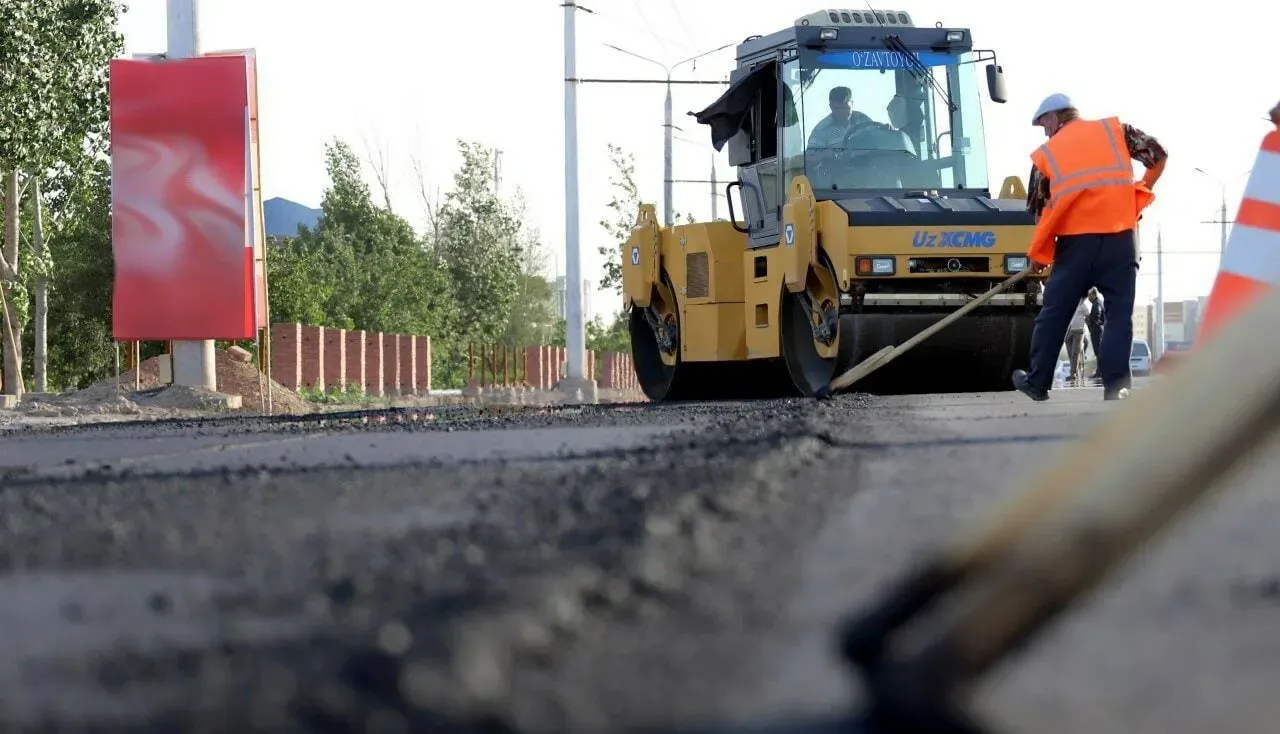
[621, 8, 1048, 401]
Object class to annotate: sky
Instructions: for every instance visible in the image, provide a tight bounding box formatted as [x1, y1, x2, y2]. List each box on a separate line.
[118, 0, 1278, 321]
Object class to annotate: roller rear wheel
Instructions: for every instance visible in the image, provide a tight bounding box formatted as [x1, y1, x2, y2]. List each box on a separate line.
[780, 259, 843, 397]
[781, 290, 840, 396]
[629, 274, 797, 402]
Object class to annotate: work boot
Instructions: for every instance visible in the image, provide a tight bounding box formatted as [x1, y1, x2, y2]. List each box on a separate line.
[1104, 387, 1131, 401]
[1012, 369, 1049, 401]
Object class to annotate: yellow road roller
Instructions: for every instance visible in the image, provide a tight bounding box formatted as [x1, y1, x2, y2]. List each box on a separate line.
[621, 8, 1049, 401]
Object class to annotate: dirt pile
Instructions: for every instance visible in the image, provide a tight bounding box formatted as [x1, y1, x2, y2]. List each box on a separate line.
[17, 393, 145, 418]
[15, 348, 315, 417]
[203, 349, 314, 414]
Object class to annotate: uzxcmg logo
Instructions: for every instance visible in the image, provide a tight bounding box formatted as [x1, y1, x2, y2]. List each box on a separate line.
[911, 230, 997, 248]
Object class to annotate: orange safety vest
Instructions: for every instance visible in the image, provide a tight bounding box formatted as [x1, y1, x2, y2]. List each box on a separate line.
[1197, 127, 1280, 341]
[1026, 117, 1155, 264]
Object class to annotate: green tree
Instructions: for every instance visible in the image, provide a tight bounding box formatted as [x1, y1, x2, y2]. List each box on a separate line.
[265, 138, 462, 386]
[597, 143, 639, 296]
[434, 140, 524, 344]
[36, 157, 115, 390]
[265, 234, 334, 327]
[587, 312, 630, 353]
[550, 313, 630, 354]
[0, 0, 124, 395]
[500, 192, 558, 347]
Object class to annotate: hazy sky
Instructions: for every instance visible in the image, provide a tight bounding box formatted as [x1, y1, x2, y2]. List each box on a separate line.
[119, 0, 1277, 320]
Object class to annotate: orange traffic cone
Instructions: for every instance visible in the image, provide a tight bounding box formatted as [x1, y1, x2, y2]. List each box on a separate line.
[1198, 128, 1280, 342]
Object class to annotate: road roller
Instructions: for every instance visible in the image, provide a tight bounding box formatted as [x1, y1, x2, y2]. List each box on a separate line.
[621, 8, 1049, 401]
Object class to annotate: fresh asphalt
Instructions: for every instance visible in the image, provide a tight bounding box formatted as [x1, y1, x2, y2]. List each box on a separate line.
[0, 378, 1276, 734]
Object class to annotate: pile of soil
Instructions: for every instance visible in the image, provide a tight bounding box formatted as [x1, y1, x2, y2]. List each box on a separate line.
[22, 348, 315, 417]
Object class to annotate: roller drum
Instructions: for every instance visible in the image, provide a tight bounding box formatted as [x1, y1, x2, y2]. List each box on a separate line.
[836, 312, 1036, 395]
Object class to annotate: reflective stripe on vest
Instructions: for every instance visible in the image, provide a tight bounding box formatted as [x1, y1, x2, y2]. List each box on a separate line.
[1199, 129, 1280, 340]
[1036, 118, 1132, 203]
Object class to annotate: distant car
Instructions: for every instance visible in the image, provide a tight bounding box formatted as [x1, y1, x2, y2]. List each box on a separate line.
[1130, 340, 1152, 376]
[1054, 360, 1071, 386]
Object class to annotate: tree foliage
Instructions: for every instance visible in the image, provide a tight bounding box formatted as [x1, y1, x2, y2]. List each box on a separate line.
[32, 157, 115, 389]
[265, 138, 566, 389]
[0, 10, 637, 395]
[0, 0, 124, 394]
[434, 141, 525, 344]
[267, 140, 461, 382]
[0, 0, 123, 170]
[597, 143, 639, 296]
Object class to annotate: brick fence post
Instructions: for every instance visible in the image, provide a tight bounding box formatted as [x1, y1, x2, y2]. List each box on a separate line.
[399, 335, 416, 396]
[599, 353, 615, 388]
[365, 331, 384, 397]
[415, 336, 431, 393]
[526, 346, 543, 389]
[299, 325, 325, 391]
[270, 322, 302, 390]
[323, 327, 347, 392]
[345, 330, 366, 394]
[383, 333, 400, 396]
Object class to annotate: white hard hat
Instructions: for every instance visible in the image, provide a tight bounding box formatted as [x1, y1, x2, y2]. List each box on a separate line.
[1032, 93, 1073, 125]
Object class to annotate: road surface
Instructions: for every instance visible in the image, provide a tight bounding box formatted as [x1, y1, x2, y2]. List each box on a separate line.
[0, 381, 1277, 734]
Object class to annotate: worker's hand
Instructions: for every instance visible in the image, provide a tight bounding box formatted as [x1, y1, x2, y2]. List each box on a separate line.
[1271, 101, 1280, 127]
[1028, 260, 1048, 274]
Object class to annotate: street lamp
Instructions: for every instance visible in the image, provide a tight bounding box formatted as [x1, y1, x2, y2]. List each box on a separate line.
[1193, 166, 1252, 268]
[604, 41, 735, 227]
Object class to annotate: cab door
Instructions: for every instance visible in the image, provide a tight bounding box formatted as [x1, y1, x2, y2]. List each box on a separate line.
[741, 57, 783, 249]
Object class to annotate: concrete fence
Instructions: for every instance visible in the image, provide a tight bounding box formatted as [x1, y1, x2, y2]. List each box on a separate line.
[269, 323, 639, 395]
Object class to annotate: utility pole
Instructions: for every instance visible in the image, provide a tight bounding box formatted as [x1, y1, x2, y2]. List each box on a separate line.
[561, 0, 590, 396]
[1218, 195, 1227, 263]
[167, 0, 217, 391]
[1195, 166, 1251, 272]
[603, 42, 735, 227]
[1155, 227, 1165, 361]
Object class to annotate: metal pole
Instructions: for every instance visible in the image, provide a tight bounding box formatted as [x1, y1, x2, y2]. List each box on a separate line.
[166, 0, 216, 391]
[1155, 228, 1165, 361]
[664, 80, 674, 226]
[710, 155, 718, 220]
[602, 41, 736, 229]
[1220, 194, 1228, 267]
[563, 1, 586, 383]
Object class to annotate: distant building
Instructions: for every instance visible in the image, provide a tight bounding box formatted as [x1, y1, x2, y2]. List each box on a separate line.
[1141, 297, 1208, 353]
[553, 276, 593, 323]
[263, 197, 321, 238]
[1132, 302, 1149, 346]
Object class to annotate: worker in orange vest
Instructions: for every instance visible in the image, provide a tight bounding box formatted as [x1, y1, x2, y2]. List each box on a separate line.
[1011, 93, 1166, 402]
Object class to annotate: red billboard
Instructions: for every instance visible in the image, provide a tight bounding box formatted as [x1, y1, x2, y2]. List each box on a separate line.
[110, 54, 255, 340]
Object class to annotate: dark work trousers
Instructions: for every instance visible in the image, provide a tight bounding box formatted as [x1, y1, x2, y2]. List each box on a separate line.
[1087, 322, 1104, 374]
[1024, 230, 1138, 392]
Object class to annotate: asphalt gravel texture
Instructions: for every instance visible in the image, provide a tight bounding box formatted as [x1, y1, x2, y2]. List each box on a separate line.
[1, 382, 1278, 734]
